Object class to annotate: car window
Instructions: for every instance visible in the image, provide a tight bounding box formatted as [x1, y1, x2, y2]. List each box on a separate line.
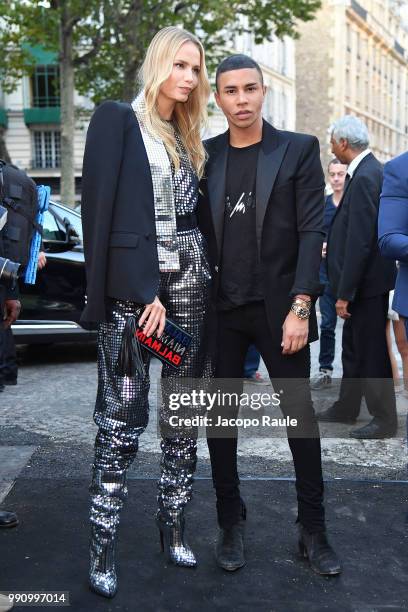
[42, 209, 66, 242]
[51, 202, 83, 243]
[60, 208, 83, 242]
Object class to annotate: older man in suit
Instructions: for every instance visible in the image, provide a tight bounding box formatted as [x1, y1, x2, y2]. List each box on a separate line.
[318, 116, 397, 439]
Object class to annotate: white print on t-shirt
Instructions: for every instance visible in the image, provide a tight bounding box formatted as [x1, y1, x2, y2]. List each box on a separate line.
[229, 192, 252, 218]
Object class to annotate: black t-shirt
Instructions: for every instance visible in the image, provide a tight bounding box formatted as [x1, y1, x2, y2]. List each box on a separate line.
[217, 142, 264, 310]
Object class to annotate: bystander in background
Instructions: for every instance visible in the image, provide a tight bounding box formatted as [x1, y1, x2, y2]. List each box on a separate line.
[311, 158, 347, 389]
[318, 115, 397, 439]
[243, 344, 268, 384]
[0, 250, 47, 390]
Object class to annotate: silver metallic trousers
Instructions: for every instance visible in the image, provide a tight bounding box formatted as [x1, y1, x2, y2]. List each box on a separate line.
[90, 228, 212, 541]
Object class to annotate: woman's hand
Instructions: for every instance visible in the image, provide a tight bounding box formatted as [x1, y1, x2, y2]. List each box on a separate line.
[138, 296, 166, 338]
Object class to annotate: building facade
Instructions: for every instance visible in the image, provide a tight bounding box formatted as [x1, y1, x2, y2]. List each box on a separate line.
[296, 0, 408, 171]
[0, 35, 295, 201]
[0, 47, 91, 202]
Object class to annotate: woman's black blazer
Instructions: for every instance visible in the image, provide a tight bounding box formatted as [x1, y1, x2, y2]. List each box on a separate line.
[81, 101, 159, 323]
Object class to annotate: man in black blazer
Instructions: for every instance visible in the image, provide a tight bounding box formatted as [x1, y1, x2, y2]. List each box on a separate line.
[197, 55, 341, 576]
[318, 115, 397, 438]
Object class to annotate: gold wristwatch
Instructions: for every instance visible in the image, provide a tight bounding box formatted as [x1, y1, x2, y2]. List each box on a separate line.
[290, 298, 311, 320]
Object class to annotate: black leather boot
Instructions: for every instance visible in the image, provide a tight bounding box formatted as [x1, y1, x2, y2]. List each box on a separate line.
[350, 419, 397, 439]
[317, 405, 356, 424]
[298, 524, 342, 576]
[215, 502, 246, 571]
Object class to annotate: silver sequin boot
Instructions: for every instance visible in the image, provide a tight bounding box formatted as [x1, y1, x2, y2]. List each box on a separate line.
[156, 509, 197, 567]
[89, 526, 117, 598]
[156, 436, 198, 567]
[89, 469, 128, 598]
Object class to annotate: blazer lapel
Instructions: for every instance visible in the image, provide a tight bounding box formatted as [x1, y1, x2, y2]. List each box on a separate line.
[206, 131, 229, 259]
[333, 174, 352, 215]
[255, 121, 289, 253]
[331, 152, 374, 223]
[331, 179, 351, 227]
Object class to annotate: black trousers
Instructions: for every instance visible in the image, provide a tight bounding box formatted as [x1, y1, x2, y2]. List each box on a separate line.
[0, 325, 17, 384]
[333, 293, 397, 427]
[207, 301, 325, 533]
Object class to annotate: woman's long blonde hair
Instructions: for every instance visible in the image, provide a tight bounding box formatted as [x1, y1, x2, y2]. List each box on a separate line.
[139, 26, 210, 179]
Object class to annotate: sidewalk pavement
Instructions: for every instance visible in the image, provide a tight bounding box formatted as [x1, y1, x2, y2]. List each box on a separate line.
[0, 334, 407, 610]
[1, 477, 408, 612]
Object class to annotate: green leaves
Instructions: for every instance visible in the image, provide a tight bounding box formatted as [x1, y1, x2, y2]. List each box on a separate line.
[0, 0, 321, 103]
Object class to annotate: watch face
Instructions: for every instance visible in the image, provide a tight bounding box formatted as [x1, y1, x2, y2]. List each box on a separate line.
[292, 304, 309, 319]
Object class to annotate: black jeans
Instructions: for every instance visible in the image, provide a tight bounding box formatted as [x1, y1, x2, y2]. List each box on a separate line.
[207, 301, 325, 533]
[333, 293, 397, 427]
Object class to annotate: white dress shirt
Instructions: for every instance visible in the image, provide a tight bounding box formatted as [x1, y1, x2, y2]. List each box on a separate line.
[347, 148, 372, 178]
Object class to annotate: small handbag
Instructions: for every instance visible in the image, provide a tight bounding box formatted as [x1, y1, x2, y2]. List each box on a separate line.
[116, 312, 193, 376]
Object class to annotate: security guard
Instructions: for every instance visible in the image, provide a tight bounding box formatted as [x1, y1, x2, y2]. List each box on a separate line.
[0, 219, 21, 528]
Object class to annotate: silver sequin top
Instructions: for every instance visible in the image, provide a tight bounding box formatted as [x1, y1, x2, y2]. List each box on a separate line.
[171, 131, 199, 217]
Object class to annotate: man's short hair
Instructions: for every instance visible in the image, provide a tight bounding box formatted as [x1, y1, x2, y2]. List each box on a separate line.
[328, 158, 346, 170]
[330, 115, 369, 151]
[215, 54, 264, 91]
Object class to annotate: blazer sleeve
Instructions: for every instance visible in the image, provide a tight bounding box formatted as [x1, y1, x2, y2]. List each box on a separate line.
[378, 159, 408, 263]
[337, 173, 379, 301]
[291, 136, 325, 297]
[81, 101, 128, 322]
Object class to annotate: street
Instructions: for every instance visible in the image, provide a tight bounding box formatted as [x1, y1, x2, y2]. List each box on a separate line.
[0, 318, 407, 611]
[1, 318, 406, 488]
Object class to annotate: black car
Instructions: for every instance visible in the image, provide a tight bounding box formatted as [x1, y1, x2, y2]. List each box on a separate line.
[12, 200, 96, 344]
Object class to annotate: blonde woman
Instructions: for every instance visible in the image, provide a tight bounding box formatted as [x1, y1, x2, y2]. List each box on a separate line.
[81, 27, 212, 598]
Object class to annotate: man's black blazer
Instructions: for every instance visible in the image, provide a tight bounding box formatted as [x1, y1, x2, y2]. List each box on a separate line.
[327, 152, 396, 302]
[81, 101, 160, 323]
[197, 120, 326, 344]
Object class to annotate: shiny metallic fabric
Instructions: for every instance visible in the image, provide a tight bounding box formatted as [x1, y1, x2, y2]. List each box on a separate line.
[89, 526, 117, 598]
[156, 508, 197, 567]
[89, 141, 212, 590]
[132, 93, 179, 272]
[89, 467, 127, 598]
[172, 130, 198, 216]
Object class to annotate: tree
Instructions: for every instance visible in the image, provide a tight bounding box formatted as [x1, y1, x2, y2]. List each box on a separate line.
[74, 0, 322, 104]
[0, 0, 320, 205]
[0, 129, 11, 163]
[0, 0, 98, 205]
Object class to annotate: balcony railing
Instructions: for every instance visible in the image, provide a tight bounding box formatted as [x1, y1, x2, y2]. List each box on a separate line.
[0, 108, 7, 128]
[24, 107, 61, 125]
[32, 96, 60, 107]
[31, 158, 61, 170]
